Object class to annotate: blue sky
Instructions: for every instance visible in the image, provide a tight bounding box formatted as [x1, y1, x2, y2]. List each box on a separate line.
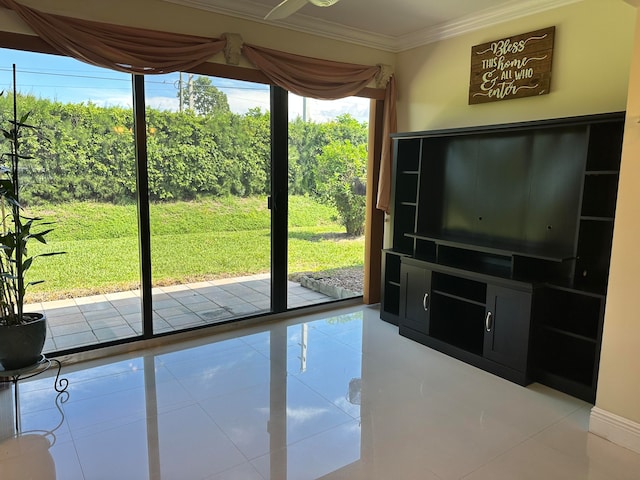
[1, 48, 369, 122]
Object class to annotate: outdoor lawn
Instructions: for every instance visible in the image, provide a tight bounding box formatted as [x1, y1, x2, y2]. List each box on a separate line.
[27, 195, 364, 302]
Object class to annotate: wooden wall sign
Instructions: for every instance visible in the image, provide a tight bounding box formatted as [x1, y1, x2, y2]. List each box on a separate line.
[469, 26, 555, 105]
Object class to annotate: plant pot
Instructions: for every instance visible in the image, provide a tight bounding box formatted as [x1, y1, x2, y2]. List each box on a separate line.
[0, 313, 47, 371]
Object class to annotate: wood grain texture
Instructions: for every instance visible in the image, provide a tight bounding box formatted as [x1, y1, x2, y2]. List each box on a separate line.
[469, 26, 555, 105]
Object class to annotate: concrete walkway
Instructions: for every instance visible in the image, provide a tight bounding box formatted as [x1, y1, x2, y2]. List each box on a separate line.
[26, 274, 337, 354]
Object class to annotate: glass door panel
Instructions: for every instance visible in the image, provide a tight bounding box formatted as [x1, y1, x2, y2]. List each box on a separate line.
[0, 49, 141, 353]
[144, 74, 272, 332]
[287, 95, 368, 309]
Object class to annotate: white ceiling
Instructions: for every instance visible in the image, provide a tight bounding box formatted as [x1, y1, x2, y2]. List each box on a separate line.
[163, 0, 581, 52]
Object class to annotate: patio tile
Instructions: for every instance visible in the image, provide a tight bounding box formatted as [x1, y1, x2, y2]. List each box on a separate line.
[165, 314, 206, 329]
[78, 301, 114, 313]
[197, 309, 233, 322]
[55, 331, 99, 349]
[154, 306, 193, 320]
[168, 290, 203, 300]
[42, 298, 77, 309]
[176, 294, 210, 306]
[227, 303, 266, 316]
[153, 298, 183, 310]
[43, 337, 56, 353]
[83, 309, 122, 321]
[123, 313, 142, 328]
[87, 316, 128, 330]
[289, 285, 312, 294]
[192, 286, 226, 296]
[201, 291, 239, 304]
[152, 318, 173, 333]
[301, 291, 335, 301]
[94, 325, 138, 342]
[110, 297, 142, 307]
[187, 281, 215, 289]
[221, 284, 257, 296]
[242, 293, 270, 303]
[114, 303, 141, 316]
[186, 300, 223, 313]
[75, 295, 109, 306]
[216, 300, 249, 309]
[288, 298, 313, 308]
[240, 280, 266, 288]
[44, 305, 83, 318]
[46, 313, 86, 326]
[211, 277, 243, 286]
[51, 322, 92, 337]
[158, 285, 191, 294]
[249, 300, 271, 310]
[104, 290, 140, 301]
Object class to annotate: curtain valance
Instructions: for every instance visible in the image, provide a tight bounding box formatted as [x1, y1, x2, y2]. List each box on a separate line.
[0, 0, 225, 74]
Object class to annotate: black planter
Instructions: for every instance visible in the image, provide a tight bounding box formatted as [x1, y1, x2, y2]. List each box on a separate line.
[0, 313, 47, 370]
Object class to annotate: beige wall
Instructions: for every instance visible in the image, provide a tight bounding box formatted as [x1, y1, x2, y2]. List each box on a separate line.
[395, 0, 635, 132]
[596, 6, 640, 424]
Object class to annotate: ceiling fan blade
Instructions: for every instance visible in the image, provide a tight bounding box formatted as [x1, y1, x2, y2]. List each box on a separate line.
[308, 0, 340, 6]
[264, 0, 309, 20]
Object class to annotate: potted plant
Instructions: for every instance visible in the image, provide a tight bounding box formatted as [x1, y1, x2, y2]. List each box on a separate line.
[0, 67, 63, 371]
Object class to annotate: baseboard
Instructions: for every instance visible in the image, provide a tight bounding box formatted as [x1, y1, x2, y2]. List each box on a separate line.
[590, 406, 640, 454]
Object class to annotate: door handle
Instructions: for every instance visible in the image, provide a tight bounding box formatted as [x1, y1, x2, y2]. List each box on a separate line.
[485, 311, 493, 332]
[423, 293, 429, 311]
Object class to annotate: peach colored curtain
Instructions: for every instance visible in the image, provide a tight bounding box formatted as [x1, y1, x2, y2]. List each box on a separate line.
[243, 43, 395, 211]
[0, 0, 225, 74]
[377, 75, 396, 213]
[243, 43, 380, 100]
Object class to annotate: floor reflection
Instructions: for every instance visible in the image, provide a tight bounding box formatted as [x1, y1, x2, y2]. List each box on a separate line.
[2, 305, 639, 479]
[1, 306, 364, 479]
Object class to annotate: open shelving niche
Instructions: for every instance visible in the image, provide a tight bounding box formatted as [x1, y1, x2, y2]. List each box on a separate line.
[380, 112, 624, 403]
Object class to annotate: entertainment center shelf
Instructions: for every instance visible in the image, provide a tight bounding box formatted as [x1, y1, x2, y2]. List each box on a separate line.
[381, 112, 624, 403]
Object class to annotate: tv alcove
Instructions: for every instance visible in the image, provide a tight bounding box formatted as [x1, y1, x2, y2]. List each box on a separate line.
[380, 112, 624, 403]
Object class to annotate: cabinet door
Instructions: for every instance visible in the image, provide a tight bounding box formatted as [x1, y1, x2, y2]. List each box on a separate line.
[483, 285, 531, 372]
[399, 264, 431, 334]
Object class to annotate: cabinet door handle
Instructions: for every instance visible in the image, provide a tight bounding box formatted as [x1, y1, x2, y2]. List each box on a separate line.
[423, 293, 429, 311]
[485, 311, 493, 332]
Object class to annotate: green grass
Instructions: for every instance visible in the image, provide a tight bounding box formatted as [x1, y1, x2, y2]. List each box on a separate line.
[26, 196, 364, 301]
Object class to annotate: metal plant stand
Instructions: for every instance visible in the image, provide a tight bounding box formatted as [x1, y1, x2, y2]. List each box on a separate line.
[0, 356, 69, 433]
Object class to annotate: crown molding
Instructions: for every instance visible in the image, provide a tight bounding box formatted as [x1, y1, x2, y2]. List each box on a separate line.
[162, 0, 584, 53]
[396, 0, 583, 52]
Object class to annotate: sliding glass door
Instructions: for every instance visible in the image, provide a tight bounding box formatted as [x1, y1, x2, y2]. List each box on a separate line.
[0, 42, 376, 354]
[0, 49, 142, 352]
[144, 74, 272, 332]
[286, 94, 368, 309]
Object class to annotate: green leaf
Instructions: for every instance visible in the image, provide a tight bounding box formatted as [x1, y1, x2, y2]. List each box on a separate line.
[22, 257, 33, 271]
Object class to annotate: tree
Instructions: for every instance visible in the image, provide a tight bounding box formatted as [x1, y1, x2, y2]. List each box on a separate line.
[177, 75, 230, 116]
[316, 140, 367, 236]
[288, 114, 368, 197]
[288, 118, 328, 195]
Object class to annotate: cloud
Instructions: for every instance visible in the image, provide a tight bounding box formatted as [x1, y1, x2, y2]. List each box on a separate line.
[289, 95, 370, 123]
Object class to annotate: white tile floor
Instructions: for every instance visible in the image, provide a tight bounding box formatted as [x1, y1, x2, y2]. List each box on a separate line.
[1, 304, 640, 479]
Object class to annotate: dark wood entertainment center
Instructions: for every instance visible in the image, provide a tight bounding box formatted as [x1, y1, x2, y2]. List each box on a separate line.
[380, 112, 624, 403]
